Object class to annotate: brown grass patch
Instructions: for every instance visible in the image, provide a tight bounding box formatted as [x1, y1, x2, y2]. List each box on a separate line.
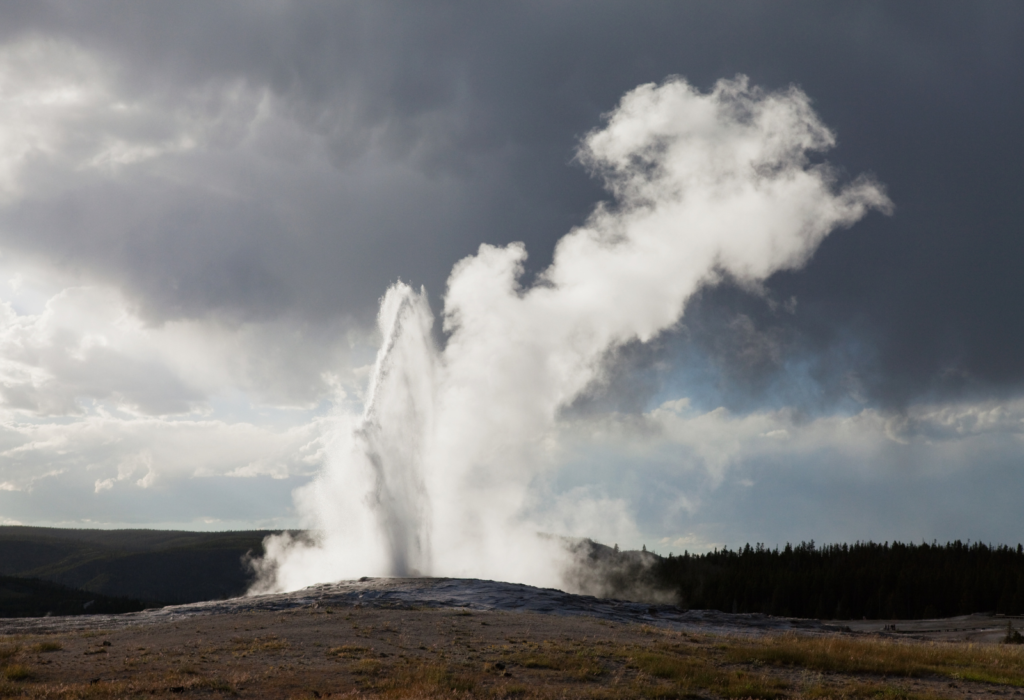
[362, 661, 476, 695]
[630, 650, 787, 699]
[511, 640, 606, 680]
[327, 644, 371, 658]
[231, 634, 289, 657]
[29, 641, 62, 653]
[803, 680, 956, 700]
[1, 664, 33, 681]
[727, 633, 1024, 685]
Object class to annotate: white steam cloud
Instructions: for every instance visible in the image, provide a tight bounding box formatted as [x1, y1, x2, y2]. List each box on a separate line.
[252, 76, 891, 592]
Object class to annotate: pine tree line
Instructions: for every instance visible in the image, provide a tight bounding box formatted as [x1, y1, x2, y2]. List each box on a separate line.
[651, 540, 1024, 619]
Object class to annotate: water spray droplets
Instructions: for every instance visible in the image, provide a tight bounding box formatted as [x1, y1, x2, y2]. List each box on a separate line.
[256, 75, 890, 592]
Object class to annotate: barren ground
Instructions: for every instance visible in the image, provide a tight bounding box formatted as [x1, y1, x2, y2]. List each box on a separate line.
[0, 579, 1022, 699]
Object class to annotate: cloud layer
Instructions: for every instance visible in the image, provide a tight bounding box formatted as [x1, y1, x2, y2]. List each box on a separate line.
[0, 3, 1019, 555]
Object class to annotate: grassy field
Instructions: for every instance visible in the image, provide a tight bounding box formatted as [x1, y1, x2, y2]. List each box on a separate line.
[0, 606, 1022, 698]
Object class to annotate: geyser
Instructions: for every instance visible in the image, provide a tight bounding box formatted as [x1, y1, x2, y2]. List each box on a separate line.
[252, 76, 891, 593]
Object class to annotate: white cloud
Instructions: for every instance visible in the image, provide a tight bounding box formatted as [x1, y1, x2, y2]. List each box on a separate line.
[551, 394, 1024, 549]
[574, 395, 1024, 487]
[94, 450, 155, 493]
[0, 260, 377, 416]
[1, 413, 323, 488]
[0, 34, 380, 528]
[0, 265, 344, 524]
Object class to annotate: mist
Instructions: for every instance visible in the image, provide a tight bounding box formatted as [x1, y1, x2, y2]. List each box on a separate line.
[251, 76, 891, 593]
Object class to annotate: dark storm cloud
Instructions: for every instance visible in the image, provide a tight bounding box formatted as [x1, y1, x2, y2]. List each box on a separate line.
[0, 1, 1020, 408]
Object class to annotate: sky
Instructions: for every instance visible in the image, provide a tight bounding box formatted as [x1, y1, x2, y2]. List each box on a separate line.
[0, 1, 1022, 554]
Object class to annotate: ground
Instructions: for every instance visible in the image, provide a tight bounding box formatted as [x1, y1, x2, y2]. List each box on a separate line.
[2, 604, 1024, 699]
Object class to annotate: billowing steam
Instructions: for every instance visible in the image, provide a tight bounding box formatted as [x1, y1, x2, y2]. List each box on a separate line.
[252, 76, 891, 593]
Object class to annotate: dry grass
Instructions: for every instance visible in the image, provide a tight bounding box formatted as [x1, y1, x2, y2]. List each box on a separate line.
[0, 643, 32, 687]
[801, 680, 955, 700]
[230, 634, 289, 657]
[361, 661, 477, 696]
[512, 640, 606, 680]
[629, 649, 788, 699]
[3, 607, 1024, 698]
[29, 640, 62, 653]
[727, 633, 1024, 686]
[1, 664, 32, 681]
[327, 643, 371, 658]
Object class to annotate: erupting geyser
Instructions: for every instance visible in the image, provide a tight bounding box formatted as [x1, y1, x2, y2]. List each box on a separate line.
[251, 76, 891, 594]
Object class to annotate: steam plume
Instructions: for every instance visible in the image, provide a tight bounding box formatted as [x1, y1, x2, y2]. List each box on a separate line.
[252, 76, 891, 592]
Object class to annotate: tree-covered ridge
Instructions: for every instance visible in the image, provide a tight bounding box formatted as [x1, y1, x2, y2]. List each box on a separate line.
[0, 576, 146, 617]
[0, 526, 279, 606]
[653, 540, 1024, 619]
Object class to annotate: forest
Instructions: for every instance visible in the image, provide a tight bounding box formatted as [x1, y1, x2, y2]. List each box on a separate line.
[5, 527, 1024, 621]
[0, 526, 272, 612]
[650, 540, 1024, 619]
[0, 576, 146, 617]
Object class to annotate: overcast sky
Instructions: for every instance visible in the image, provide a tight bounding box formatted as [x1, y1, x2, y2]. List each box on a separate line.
[0, 1, 1022, 552]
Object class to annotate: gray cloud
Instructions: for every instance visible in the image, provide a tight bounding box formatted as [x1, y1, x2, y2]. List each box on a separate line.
[0, 1, 1015, 411]
[0, 1, 1021, 545]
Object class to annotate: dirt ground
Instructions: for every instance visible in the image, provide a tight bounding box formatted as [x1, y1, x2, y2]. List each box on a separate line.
[1, 605, 1023, 699]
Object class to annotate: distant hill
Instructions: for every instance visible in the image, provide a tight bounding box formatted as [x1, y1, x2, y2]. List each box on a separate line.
[11, 527, 1021, 621]
[0, 526, 282, 606]
[0, 575, 147, 617]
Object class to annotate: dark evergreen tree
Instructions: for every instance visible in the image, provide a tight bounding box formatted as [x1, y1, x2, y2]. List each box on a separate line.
[649, 540, 1024, 619]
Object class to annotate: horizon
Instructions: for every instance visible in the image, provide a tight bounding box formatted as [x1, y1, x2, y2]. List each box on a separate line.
[6, 523, 1024, 561]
